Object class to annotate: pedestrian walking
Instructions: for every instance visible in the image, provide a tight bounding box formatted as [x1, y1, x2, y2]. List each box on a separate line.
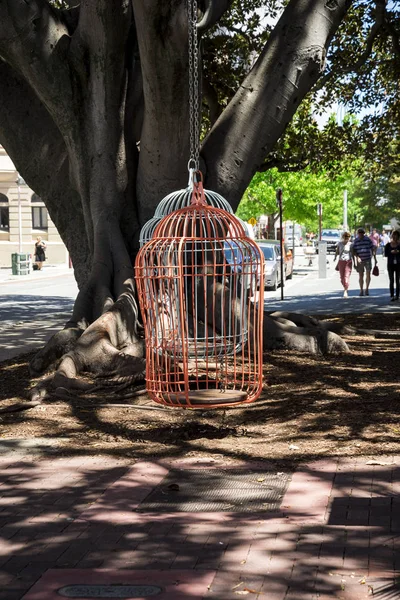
[369, 228, 380, 248]
[352, 228, 377, 296]
[384, 230, 400, 302]
[334, 231, 353, 297]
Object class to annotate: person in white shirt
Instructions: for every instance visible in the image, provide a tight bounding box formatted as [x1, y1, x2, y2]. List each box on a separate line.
[334, 232, 353, 297]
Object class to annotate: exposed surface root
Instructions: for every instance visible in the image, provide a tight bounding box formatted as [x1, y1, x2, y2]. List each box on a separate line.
[265, 313, 350, 354]
[29, 326, 84, 375]
[28, 301, 351, 405]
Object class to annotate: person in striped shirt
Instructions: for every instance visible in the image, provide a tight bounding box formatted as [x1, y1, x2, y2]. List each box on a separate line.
[352, 228, 377, 296]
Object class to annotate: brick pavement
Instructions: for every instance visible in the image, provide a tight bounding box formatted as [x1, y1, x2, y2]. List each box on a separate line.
[0, 454, 398, 599]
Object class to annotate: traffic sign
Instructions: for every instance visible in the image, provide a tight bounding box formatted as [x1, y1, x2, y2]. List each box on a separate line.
[248, 218, 257, 226]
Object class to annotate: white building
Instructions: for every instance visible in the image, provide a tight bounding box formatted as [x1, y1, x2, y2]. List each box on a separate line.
[0, 145, 68, 267]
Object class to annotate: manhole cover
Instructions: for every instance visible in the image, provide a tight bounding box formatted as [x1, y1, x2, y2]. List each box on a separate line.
[57, 585, 162, 598]
[137, 469, 291, 512]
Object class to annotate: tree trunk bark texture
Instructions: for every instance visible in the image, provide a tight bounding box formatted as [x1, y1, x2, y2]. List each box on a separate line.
[0, 0, 353, 394]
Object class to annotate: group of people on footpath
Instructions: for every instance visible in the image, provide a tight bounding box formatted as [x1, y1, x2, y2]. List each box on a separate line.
[334, 227, 400, 301]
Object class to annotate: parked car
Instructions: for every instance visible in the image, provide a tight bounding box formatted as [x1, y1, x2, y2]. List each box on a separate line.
[262, 240, 294, 278]
[319, 229, 341, 254]
[256, 240, 294, 290]
[223, 241, 259, 297]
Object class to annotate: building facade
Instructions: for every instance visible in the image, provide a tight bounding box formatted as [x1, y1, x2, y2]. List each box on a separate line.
[0, 145, 68, 267]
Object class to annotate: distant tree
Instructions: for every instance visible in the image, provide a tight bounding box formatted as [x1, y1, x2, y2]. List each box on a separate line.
[354, 173, 400, 231]
[237, 168, 363, 232]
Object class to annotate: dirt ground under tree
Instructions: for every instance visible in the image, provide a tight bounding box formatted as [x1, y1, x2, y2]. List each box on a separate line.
[1, 312, 399, 467]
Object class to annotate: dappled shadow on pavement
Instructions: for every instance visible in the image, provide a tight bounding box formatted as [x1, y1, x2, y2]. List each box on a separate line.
[0, 456, 399, 599]
[0, 295, 73, 362]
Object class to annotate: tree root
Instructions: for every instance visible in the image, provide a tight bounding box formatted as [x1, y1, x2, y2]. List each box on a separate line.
[29, 325, 84, 375]
[265, 313, 350, 354]
[28, 292, 354, 405]
[0, 401, 41, 414]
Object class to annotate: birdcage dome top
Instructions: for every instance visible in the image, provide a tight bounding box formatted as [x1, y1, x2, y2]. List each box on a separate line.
[152, 203, 247, 241]
[154, 184, 234, 218]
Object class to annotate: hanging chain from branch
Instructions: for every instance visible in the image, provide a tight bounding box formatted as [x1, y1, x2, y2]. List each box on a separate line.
[188, 0, 200, 172]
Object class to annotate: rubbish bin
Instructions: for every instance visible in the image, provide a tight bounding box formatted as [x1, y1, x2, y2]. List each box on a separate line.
[11, 253, 31, 275]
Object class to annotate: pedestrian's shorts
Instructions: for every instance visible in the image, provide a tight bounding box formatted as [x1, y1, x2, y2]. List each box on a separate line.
[357, 259, 372, 273]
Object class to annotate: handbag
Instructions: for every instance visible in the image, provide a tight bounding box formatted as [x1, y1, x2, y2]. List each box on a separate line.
[372, 264, 379, 276]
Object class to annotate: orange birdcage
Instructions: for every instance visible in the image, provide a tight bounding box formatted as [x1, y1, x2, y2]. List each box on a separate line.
[135, 175, 264, 409]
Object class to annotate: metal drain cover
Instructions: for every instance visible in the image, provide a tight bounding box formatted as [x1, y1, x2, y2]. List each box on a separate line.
[138, 469, 291, 512]
[58, 584, 162, 597]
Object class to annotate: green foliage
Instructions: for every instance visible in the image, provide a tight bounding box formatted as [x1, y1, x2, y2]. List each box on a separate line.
[237, 168, 364, 232]
[202, 0, 400, 177]
[353, 173, 400, 230]
[264, 101, 363, 174]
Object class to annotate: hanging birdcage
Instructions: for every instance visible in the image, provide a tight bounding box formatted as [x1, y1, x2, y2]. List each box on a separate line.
[135, 177, 264, 409]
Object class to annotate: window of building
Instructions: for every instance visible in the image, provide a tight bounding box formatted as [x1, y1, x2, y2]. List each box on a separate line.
[0, 193, 9, 231]
[32, 206, 48, 230]
[0, 207, 9, 230]
[31, 193, 42, 202]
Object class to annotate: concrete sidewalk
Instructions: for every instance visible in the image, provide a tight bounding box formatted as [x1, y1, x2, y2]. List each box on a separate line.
[0, 264, 72, 285]
[0, 452, 398, 599]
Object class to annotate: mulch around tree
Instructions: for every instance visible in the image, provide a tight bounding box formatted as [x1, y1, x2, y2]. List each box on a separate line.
[1, 312, 399, 467]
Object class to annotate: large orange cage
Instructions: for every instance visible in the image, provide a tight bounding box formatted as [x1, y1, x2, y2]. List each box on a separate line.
[135, 180, 264, 409]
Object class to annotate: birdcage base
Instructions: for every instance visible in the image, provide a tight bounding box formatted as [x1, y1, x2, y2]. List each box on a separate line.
[163, 389, 248, 407]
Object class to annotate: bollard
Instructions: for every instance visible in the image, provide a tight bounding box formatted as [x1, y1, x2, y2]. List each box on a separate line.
[318, 241, 327, 279]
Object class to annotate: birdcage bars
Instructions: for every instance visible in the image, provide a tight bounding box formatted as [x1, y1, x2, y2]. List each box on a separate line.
[135, 178, 264, 409]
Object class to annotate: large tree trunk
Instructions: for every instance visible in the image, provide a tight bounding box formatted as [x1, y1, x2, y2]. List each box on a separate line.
[0, 0, 353, 395]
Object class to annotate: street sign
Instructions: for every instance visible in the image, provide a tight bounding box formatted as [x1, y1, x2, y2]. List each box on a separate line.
[248, 218, 257, 226]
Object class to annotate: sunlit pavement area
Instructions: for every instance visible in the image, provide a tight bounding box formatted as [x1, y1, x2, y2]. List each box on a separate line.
[0, 452, 397, 599]
[262, 247, 400, 315]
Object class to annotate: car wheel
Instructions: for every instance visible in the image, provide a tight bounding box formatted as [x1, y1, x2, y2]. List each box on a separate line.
[287, 268, 293, 280]
[271, 275, 278, 291]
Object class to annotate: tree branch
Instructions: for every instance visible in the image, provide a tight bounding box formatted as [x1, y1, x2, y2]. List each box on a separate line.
[0, 59, 90, 285]
[202, 0, 353, 210]
[202, 75, 222, 125]
[385, 18, 400, 58]
[198, 0, 234, 33]
[132, 0, 191, 224]
[0, 0, 77, 135]
[258, 158, 310, 173]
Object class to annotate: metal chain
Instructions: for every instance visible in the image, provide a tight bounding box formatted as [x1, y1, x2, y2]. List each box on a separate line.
[188, 0, 200, 173]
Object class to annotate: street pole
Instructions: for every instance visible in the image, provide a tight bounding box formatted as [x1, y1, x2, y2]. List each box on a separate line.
[276, 188, 284, 301]
[318, 203, 323, 240]
[343, 189, 348, 231]
[16, 175, 23, 254]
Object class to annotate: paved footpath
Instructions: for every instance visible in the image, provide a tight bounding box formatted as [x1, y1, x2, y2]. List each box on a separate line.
[0, 453, 399, 599]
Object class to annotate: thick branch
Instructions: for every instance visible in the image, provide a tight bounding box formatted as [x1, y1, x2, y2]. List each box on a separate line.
[0, 0, 77, 136]
[202, 75, 222, 125]
[0, 60, 90, 286]
[132, 0, 191, 224]
[73, 0, 132, 217]
[198, 0, 235, 33]
[201, 0, 353, 210]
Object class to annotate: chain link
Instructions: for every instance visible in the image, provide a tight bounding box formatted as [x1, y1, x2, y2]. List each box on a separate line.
[188, 0, 200, 173]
